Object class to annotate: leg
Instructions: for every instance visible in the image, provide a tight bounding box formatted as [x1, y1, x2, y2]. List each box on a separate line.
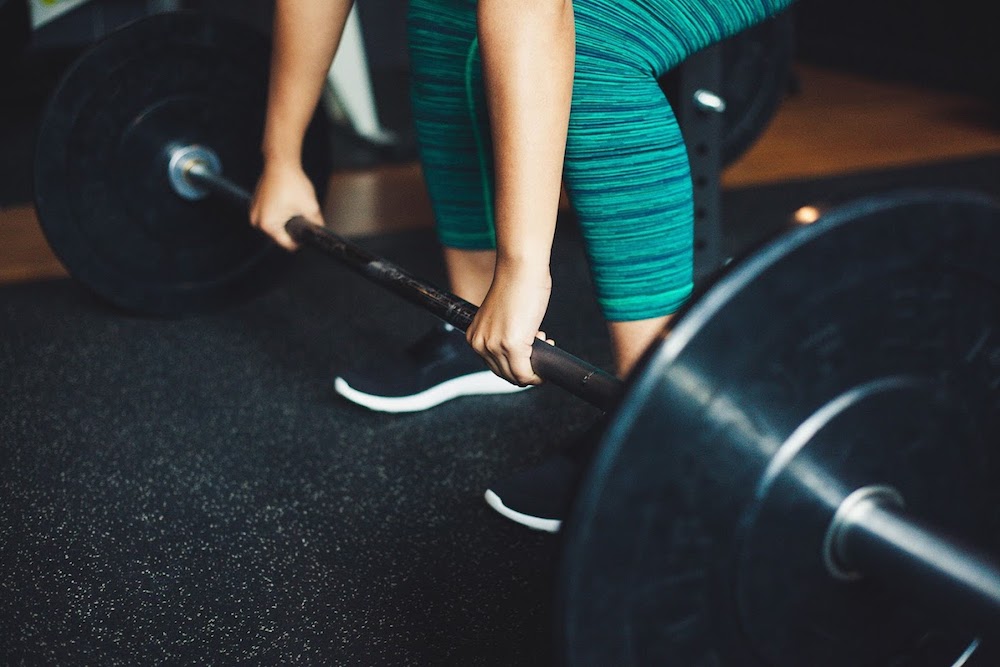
[567, 0, 795, 379]
[407, 0, 497, 306]
[564, 60, 694, 378]
[333, 0, 525, 413]
[487, 0, 798, 531]
[609, 317, 673, 378]
[443, 247, 495, 306]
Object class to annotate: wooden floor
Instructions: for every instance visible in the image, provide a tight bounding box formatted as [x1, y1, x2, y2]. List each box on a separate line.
[2, 63, 999, 286]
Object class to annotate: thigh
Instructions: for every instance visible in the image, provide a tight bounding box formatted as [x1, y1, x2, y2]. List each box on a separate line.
[575, 0, 796, 76]
[407, 0, 496, 249]
[564, 0, 796, 322]
[564, 63, 695, 322]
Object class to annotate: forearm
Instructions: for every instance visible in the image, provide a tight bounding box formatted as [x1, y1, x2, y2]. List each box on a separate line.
[477, 0, 575, 275]
[263, 0, 354, 167]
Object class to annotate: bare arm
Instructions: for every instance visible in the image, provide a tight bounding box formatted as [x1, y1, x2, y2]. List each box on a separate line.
[250, 0, 354, 249]
[467, 0, 575, 385]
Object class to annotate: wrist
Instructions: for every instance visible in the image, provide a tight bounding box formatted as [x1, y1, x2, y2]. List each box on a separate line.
[261, 154, 304, 175]
[495, 254, 551, 283]
[261, 140, 303, 170]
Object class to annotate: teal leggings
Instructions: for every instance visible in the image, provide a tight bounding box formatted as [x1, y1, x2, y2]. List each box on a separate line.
[406, 0, 792, 321]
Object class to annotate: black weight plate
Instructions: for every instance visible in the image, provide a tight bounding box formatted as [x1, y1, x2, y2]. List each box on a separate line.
[34, 11, 330, 316]
[662, 10, 795, 167]
[559, 191, 1000, 666]
[718, 10, 794, 166]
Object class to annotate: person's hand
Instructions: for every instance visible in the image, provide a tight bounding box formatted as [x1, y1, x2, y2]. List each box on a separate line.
[467, 263, 553, 386]
[249, 162, 324, 250]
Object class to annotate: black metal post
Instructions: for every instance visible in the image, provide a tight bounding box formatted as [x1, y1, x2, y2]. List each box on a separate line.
[676, 42, 725, 282]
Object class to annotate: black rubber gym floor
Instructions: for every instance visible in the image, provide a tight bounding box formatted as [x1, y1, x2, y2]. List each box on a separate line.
[2, 155, 998, 665]
[0, 215, 607, 665]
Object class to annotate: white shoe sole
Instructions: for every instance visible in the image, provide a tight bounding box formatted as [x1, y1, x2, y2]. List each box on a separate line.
[483, 489, 561, 533]
[333, 370, 530, 413]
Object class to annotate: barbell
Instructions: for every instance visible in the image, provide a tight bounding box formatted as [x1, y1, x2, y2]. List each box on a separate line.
[660, 9, 796, 167]
[31, 11, 1000, 666]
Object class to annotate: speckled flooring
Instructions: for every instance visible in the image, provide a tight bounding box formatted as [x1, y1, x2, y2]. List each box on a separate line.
[0, 223, 607, 666]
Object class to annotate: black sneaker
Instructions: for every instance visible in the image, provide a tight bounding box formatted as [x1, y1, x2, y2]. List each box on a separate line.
[483, 421, 605, 532]
[333, 323, 530, 413]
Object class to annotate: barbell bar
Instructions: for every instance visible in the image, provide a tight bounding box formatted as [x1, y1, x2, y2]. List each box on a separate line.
[828, 485, 1000, 632]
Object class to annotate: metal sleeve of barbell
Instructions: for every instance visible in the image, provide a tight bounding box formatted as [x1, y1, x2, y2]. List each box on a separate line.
[185, 165, 624, 412]
[188, 164, 253, 209]
[837, 499, 1000, 638]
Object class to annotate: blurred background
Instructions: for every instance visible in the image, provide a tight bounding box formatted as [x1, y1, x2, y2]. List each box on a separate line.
[2, 0, 999, 283]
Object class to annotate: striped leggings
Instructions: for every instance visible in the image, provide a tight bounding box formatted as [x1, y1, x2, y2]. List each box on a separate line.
[406, 0, 793, 321]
